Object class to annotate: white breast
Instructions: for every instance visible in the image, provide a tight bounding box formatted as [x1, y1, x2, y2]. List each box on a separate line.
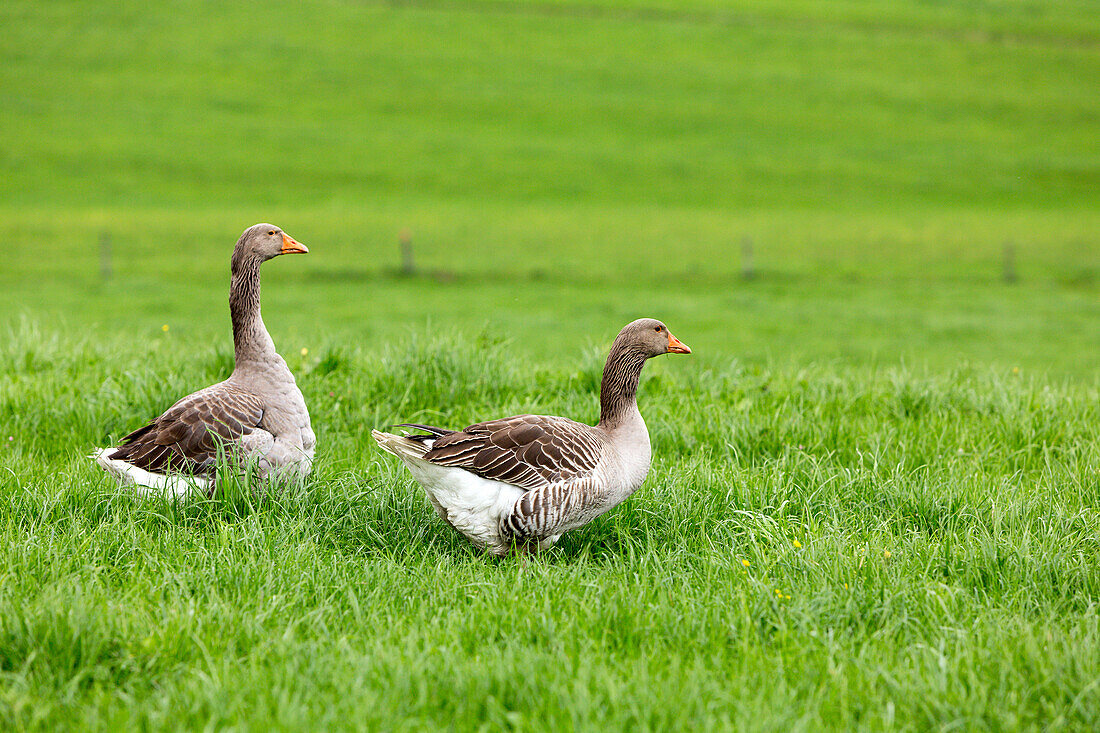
[234, 364, 313, 461]
[603, 411, 652, 496]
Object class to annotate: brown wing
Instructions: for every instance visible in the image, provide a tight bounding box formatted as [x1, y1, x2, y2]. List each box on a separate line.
[108, 384, 265, 475]
[420, 415, 604, 491]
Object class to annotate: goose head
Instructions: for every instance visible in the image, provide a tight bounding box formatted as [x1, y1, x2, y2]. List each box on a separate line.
[616, 318, 691, 358]
[233, 223, 308, 268]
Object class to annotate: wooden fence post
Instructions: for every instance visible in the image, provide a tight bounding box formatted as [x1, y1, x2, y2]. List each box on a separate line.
[99, 232, 112, 282]
[400, 228, 415, 276]
[741, 236, 755, 281]
[1003, 241, 1017, 283]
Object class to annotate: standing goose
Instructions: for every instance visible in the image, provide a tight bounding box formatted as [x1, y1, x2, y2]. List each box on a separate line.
[372, 318, 691, 555]
[93, 224, 316, 495]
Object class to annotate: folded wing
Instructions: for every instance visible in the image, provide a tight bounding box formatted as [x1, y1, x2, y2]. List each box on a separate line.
[108, 385, 265, 475]
[419, 414, 604, 491]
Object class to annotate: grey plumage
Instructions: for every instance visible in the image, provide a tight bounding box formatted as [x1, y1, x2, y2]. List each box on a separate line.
[97, 224, 315, 492]
[375, 318, 691, 554]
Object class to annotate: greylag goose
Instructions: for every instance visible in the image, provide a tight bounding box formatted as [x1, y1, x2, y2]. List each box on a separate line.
[372, 318, 691, 555]
[93, 224, 315, 496]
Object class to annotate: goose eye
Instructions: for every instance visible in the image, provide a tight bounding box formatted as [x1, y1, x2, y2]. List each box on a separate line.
[654, 326, 662, 332]
[268, 230, 275, 236]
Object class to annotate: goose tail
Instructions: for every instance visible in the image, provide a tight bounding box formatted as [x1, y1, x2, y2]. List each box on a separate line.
[92, 447, 133, 484]
[371, 429, 433, 460]
[90, 447, 209, 497]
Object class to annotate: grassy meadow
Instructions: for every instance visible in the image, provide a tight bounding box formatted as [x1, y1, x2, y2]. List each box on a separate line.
[1, 0, 1099, 729]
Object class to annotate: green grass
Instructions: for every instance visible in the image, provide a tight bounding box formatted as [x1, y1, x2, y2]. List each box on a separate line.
[2, 327, 1099, 729]
[1, 0, 1099, 729]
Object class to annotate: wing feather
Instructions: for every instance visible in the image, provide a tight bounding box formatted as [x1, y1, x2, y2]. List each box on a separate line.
[108, 384, 265, 475]
[419, 415, 604, 491]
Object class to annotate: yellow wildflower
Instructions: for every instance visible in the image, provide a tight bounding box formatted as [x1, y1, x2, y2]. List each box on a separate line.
[300, 347, 309, 356]
[793, 540, 802, 549]
[884, 551, 892, 559]
[161, 324, 169, 332]
[742, 559, 750, 567]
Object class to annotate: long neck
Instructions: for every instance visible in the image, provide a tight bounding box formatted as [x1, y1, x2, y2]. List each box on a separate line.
[229, 256, 275, 366]
[597, 340, 648, 429]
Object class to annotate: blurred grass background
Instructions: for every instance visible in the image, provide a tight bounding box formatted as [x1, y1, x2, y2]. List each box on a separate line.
[1, 0, 1097, 375]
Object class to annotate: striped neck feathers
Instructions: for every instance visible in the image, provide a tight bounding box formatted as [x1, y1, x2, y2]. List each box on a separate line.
[598, 337, 649, 429]
[229, 254, 276, 365]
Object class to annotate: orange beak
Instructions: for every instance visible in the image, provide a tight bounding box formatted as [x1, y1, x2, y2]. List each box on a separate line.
[667, 332, 691, 354]
[280, 232, 308, 254]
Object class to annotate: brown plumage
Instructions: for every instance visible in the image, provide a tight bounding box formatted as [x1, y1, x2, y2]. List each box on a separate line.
[373, 318, 692, 554]
[399, 414, 604, 491]
[107, 386, 264, 474]
[94, 224, 315, 493]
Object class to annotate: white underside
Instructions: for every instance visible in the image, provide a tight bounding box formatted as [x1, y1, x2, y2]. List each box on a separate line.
[91, 436, 314, 498]
[373, 430, 526, 552]
[91, 448, 210, 498]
